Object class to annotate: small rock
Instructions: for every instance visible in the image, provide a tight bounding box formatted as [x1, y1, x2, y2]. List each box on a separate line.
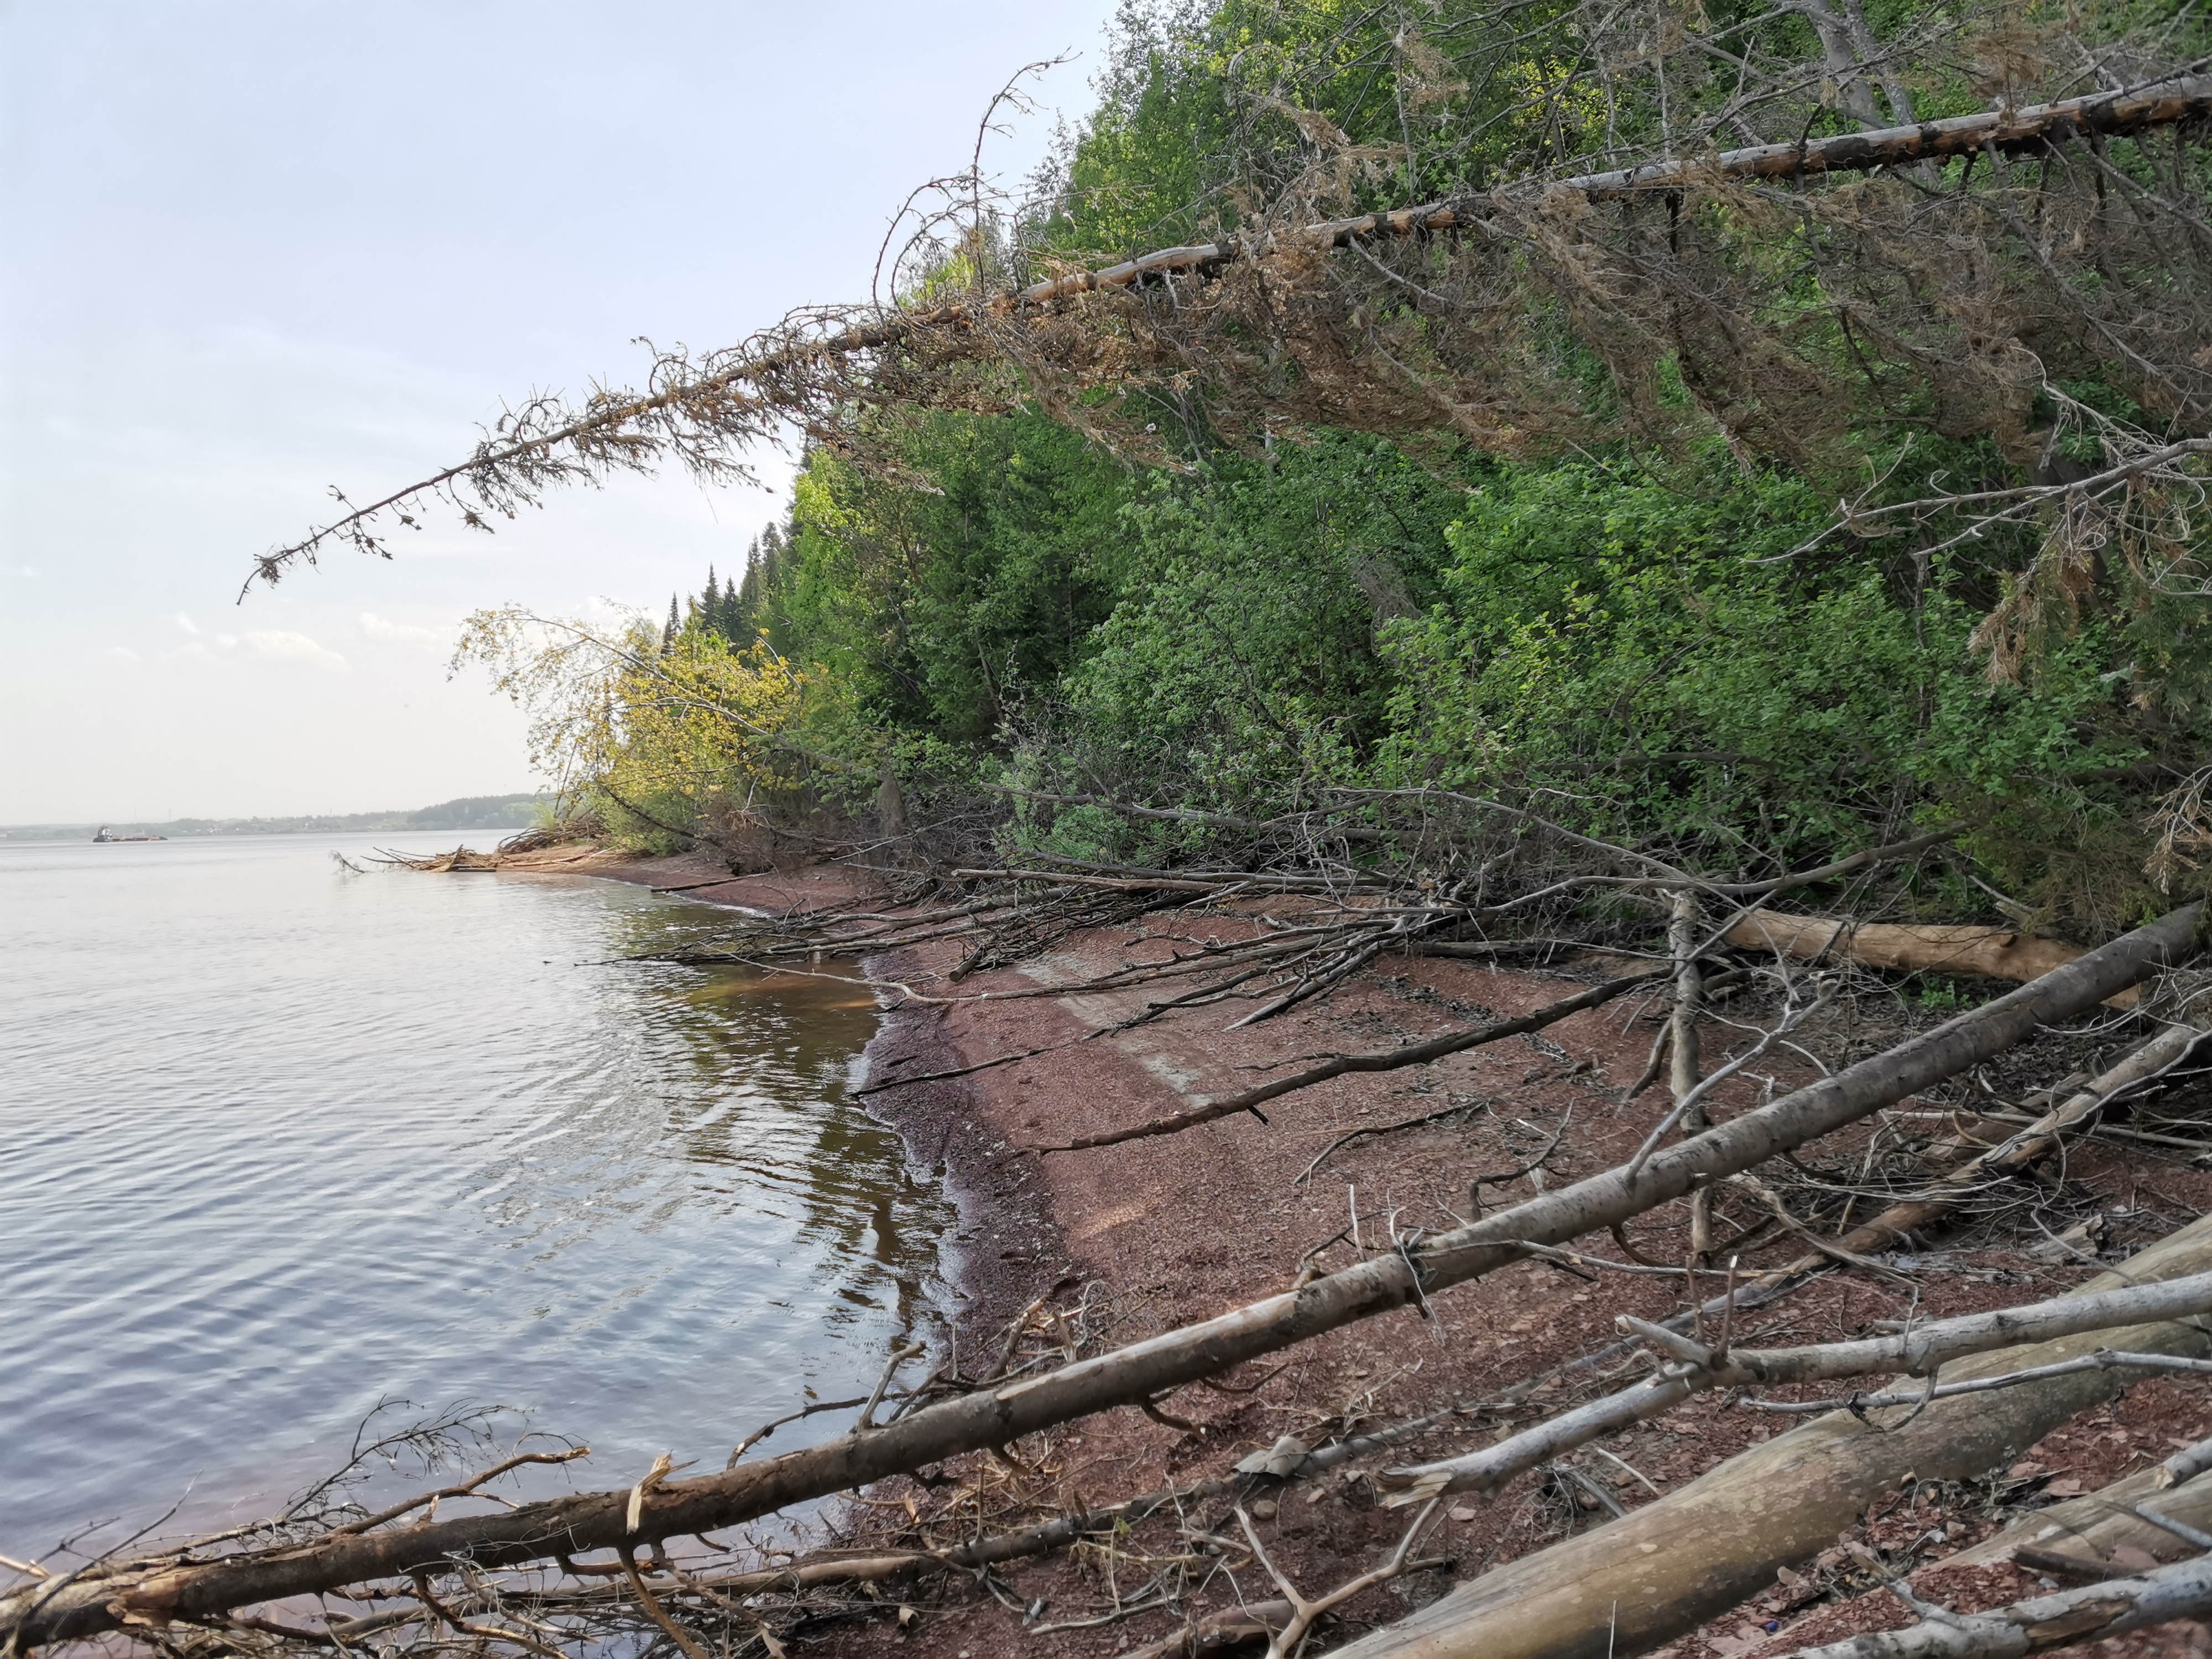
[1249, 1499, 1279, 1520]
[1448, 1505, 1479, 1523]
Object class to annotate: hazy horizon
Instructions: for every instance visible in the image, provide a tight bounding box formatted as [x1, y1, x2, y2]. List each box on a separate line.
[1, 787, 550, 831]
[0, 0, 1116, 823]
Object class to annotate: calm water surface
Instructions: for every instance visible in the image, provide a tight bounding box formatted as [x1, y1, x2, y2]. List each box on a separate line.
[0, 833, 948, 1559]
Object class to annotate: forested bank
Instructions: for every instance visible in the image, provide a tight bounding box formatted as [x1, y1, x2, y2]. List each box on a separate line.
[23, 4, 2212, 1659]
[407, 0, 2212, 947]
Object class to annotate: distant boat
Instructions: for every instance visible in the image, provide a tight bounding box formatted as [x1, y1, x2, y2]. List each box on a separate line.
[91, 827, 166, 843]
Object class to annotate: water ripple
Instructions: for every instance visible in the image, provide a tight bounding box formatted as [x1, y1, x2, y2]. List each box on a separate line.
[0, 834, 948, 1559]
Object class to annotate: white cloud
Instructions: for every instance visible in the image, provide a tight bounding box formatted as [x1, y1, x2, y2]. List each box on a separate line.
[97, 645, 139, 664]
[359, 611, 453, 649]
[240, 629, 347, 669]
[174, 611, 201, 634]
[580, 595, 649, 631]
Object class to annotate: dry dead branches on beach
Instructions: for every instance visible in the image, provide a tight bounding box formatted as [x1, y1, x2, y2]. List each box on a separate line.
[7, 904, 2204, 1658]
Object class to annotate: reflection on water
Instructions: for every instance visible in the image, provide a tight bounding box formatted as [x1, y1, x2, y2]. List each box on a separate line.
[0, 834, 948, 1559]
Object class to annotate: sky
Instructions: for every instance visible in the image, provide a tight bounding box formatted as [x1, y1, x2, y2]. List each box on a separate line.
[0, 0, 1120, 823]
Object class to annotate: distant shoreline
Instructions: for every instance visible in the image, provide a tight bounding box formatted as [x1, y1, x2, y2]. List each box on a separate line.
[0, 791, 551, 843]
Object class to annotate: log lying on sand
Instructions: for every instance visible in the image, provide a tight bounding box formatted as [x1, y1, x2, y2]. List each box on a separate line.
[1949, 1460, 2212, 1579]
[1329, 1211, 2212, 1659]
[1788, 1552, 2212, 1658]
[1723, 910, 2139, 1007]
[5, 904, 2197, 1651]
[1374, 1270, 2212, 1504]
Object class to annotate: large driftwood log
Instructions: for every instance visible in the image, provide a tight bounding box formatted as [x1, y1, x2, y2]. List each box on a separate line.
[5, 904, 2196, 1651]
[1375, 1271, 2212, 1503]
[1722, 910, 2140, 1008]
[1328, 1211, 2212, 1659]
[1786, 1551, 2212, 1658]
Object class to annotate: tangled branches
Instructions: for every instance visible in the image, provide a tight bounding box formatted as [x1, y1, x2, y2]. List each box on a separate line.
[246, 7, 2212, 602]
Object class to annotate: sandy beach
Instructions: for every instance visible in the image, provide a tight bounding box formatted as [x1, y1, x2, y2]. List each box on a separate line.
[518, 847, 2212, 1659]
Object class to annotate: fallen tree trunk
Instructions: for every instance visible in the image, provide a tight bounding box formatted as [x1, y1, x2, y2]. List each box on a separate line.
[1009, 72, 2212, 315]
[1374, 1270, 2212, 1503]
[1802, 1019, 2206, 1255]
[1502, 1019, 2210, 1400]
[8, 903, 2195, 1650]
[1950, 1460, 2212, 1579]
[1786, 1550, 2212, 1658]
[1723, 910, 2139, 1008]
[257, 59, 2212, 597]
[1328, 1209, 2212, 1659]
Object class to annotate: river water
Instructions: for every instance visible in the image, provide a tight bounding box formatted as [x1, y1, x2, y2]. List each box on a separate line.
[0, 833, 948, 1562]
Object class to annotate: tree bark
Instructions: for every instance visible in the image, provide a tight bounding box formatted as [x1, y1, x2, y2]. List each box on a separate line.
[1331, 1208, 2212, 1659]
[1721, 909, 2139, 1008]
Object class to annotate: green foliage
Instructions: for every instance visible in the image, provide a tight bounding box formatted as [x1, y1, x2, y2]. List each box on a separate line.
[1369, 445, 2168, 924]
[768, 408, 1136, 741]
[1051, 431, 1465, 807]
[474, 2, 2212, 937]
[451, 606, 843, 855]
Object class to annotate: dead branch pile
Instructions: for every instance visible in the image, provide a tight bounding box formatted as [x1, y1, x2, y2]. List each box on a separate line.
[628, 799, 1960, 1028]
[8, 902, 2206, 1659]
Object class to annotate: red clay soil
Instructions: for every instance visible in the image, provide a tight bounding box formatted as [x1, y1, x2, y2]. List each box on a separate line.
[552, 850, 2212, 1659]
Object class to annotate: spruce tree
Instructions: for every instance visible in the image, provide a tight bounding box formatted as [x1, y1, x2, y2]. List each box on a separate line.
[700, 567, 723, 643]
[749, 523, 783, 644]
[734, 552, 760, 637]
[661, 593, 679, 655]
